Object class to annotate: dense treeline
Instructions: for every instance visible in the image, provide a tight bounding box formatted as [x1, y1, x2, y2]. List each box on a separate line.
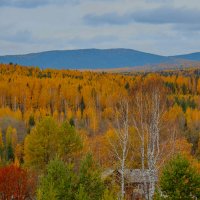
[1, 64, 200, 155]
[0, 64, 199, 199]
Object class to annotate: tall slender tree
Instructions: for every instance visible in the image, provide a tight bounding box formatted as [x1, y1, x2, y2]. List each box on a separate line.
[107, 97, 130, 199]
[131, 76, 166, 200]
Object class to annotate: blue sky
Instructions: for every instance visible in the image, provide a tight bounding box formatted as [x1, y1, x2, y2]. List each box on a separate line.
[0, 0, 200, 56]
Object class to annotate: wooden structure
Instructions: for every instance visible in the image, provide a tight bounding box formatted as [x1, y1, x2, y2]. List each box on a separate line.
[102, 169, 158, 200]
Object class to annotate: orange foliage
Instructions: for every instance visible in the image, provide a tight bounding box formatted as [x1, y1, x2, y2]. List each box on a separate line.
[0, 165, 36, 200]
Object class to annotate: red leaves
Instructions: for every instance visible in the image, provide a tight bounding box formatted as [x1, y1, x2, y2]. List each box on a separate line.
[0, 165, 35, 200]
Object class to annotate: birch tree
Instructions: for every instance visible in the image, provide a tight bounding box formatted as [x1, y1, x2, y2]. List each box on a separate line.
[131, 76, 166, 200]
[107, 97, 130, 200]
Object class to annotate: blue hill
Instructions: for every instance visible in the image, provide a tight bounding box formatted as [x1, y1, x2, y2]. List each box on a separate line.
[0, 48, 173, 69]
[172, 52, 200, 61]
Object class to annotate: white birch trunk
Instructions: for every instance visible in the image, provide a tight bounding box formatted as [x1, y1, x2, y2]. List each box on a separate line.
[132, 85, 164, 200]
[109, 98, 130, 200]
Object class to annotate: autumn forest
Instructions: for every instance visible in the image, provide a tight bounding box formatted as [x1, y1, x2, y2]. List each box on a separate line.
[0, 63, 199, 199]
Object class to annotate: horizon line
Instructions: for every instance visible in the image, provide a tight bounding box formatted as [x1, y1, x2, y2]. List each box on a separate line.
[0, 48, 199, 57]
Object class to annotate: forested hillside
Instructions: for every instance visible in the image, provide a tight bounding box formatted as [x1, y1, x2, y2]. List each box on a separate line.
[2, 48, 200, 70]
[0, 49, 172, 69]
[0, 63, 199, 199]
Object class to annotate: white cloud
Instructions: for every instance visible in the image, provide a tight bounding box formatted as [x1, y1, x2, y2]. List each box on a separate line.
[0, 0, 79, 8]
[0, 0, 200, 55]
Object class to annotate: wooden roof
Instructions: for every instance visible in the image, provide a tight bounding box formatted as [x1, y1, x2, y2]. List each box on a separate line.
[102, 169, 158, 183]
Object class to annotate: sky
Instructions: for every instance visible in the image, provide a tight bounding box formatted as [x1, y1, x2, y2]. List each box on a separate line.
[1, 0, 200, 56]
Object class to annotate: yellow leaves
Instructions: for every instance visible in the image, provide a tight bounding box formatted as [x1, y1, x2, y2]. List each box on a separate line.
[90, 112, 99, 134]
[1, 63, 200, 173]
[162, 138, 200, 172]
[24, 117, 82, 170]
[14, 143, 23, 167]
[67, 108, 73, 121]
[162, 75, 176, 84]
[60, 112, 65, 123]
[76, 108, 82, 121]
[14, 157, 20, 167]
[24, 133, 36, 168]
[34, 109, 49, 122]
[23, 109, 34, 125]
[89, 133, 111, 168]
[197, 79, 200, 94]
[15, 144, 23, 164]
[105, 129, 116, 143]
[105, 127, 141, 168]
[15, 110, 22, 120]
[34, 110, 41, 122]
[53, 110, 59, 121]
[174, 138, 192, 158]
[174, 138, 200, 172]
[176, 76, 189, 87]
[0, 107, 22, 120]
[85, 107, 99, 134]
[144, 73, 161, 84]
[185, 108, 200, 130]
[6, 126, 18, 150]
[102, 107, 114, 120]
[78, 129, 90, 154]
[6, 126, 13, 146]
[165, 104, 184, 123]
[0, 64, 134, 133]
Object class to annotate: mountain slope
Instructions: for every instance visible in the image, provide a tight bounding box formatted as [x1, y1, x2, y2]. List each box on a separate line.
[172, 52, 200, 61]
[0, 48, 173, 69]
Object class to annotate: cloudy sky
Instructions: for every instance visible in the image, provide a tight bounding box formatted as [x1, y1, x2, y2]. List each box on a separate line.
[1, 0, 200, 56]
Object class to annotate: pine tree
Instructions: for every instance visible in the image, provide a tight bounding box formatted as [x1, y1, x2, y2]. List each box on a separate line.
[37, 158, 76, 200]
[78, 154, 105, 200]
[80, 96, 85, 118]
[5, 126, 14, 161]
[156, 154, 200, 199]
[75, 185, 89, 200]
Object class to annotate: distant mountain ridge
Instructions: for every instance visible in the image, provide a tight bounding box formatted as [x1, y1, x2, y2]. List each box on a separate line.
[172, 52, 200, 61]
[0, 48, 200, 69]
